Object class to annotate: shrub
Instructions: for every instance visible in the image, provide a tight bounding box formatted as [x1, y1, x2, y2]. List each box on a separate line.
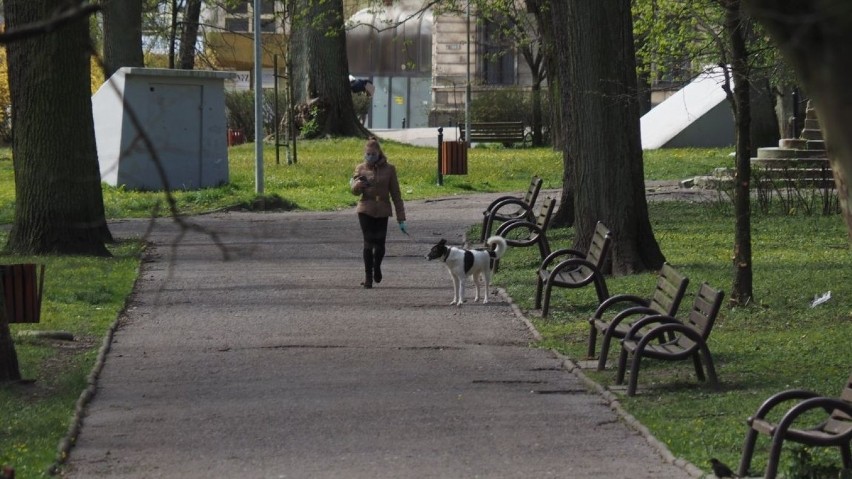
[752, 167, 839, 216]
[293, 98, 330, 139]
[224, 89, 289, 142]
[783, 445, 846, 479]
[0, 48, 11, 144]
[225, 90, 255, 141]
[471, 87, 527, 122]
[352, 92, 370, 121]
[470, 87, 553, 144]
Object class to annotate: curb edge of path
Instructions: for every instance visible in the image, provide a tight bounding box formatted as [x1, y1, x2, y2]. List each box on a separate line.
[496, 287, 707, 479]
[50, 250, 149, 476]
[51, 290, 130, 476]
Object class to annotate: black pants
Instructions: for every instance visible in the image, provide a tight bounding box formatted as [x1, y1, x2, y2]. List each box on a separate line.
[358, 213, 388, 281]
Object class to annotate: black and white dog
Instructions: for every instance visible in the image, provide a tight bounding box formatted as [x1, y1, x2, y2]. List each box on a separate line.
[426, 236, 508, 306]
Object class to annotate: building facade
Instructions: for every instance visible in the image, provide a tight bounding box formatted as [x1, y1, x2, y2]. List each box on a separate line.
[203, 1, 537, 127]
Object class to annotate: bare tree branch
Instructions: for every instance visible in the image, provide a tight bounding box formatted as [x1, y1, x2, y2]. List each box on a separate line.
[0, 3, 101, 44]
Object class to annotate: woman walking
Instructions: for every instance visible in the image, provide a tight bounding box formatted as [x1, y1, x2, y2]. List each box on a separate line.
[350, 137, 407, 288]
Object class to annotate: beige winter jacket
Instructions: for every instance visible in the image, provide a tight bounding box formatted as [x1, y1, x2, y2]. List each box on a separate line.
[350, 158, 406, 221]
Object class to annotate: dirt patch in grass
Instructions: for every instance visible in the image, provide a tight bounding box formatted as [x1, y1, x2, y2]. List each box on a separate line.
[11, 333, 99, 399]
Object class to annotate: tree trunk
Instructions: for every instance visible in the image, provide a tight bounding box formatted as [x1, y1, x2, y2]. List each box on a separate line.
[178, 0, 202, 70]
[168, 0, 179, 69]
[0, 291, 22, 383]
[530, 74, 544, 147]
[744, 0, 852, 241]
[636, 69, 653, 116]
[558, 0, 665, 274]
[5, 0, 113, 256]
[529, 0, 563, 150]
[290, 0, 368, 137]
[518, 41, 546, 147]
[546, 0, 574, 228]
[749, 74, 779, 154]
[723, 0, 754, 305]
[102, 0, 144, 78]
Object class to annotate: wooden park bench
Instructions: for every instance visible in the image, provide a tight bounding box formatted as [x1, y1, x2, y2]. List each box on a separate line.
[615, 282, 725, 396]
[533, 221, 612, 318]
[494, 197, 557, 270]
[588, 262, 690, 370]
[737, 373, 852, 479]
[458, 121, 531, 147]
[479, 176, 542, 242]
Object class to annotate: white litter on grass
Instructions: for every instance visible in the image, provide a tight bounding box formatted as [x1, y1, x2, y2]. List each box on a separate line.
[810, 291, 831, 308]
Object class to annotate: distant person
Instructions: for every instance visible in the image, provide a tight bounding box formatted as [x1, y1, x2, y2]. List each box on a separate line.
[349, 75, 374, 124]
[349, 76, 375, 96]
[349, 136, 407, 288]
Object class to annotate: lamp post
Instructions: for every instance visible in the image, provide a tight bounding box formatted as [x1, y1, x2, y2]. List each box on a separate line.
[254, 0, 264, 194]
[465, 0, 471, 148]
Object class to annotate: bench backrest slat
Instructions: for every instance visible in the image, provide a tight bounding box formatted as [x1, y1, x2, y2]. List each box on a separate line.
[647, 263, 689, 316]
[459, 122, 526, 142]
[523, 176, 543, 206]
[535, 198, 556, 231]
[676, 283, 724, 349]
[586, 222, 612, 269]
[825, 374, 852, 432]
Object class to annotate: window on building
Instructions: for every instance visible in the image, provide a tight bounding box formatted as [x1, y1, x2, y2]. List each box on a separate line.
[225, 17, 250, 32]
[479, 17, 515, 85]
[223, 1, 279, 33]
[260, 17, 277, 32]
[225, 3, 248, 14]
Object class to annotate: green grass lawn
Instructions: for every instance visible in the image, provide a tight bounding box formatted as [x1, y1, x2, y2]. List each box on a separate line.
[0, 240, 143, 478]
[2, 140, 850, 478]
[0, 142, 734, 223]
[476, 202, 851, 477]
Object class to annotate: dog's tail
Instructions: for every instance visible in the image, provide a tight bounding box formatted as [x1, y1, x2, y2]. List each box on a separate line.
[485, 235, 508, 259]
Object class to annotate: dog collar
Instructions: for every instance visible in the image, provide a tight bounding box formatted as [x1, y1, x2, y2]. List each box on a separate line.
[442, 248, 451, 261]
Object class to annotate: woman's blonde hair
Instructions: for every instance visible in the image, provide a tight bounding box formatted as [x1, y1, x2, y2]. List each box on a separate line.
[365, 136, 386, 160]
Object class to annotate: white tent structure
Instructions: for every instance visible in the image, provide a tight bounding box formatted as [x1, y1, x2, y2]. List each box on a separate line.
[640, 66, 735, 149]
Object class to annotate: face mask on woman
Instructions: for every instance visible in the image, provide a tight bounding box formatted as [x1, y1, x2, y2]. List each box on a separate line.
[365, 153, 380, 165]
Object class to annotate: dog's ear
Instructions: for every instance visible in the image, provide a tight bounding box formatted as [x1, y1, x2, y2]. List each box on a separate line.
[438, 239, 447, 246]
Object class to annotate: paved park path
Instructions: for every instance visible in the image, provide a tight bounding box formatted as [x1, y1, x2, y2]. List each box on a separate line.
[61, 191, 698, 478]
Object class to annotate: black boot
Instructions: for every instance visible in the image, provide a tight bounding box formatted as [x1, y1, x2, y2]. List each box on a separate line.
[362, 246, 373, 288]
[373, 244, 385, 284]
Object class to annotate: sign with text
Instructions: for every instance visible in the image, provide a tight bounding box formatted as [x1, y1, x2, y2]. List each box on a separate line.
[224, 70, 278, 90]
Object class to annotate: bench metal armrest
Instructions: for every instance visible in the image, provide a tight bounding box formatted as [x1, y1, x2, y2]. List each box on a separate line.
[495, 217, 526, 233]
[549, 258, 598, 281]
[606, 306, 662, 332]
[540, 248, 584, 270]
[774, 397, 852, 436]
[484, 195, 524, 214]
[496, 219, 543, 238]
[624, 313, 682, 339]
[592, 294, 649, 319]
[750, 390, 823, 422]
[633, 322, 700, 348]
[485, 198, 532, 218]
